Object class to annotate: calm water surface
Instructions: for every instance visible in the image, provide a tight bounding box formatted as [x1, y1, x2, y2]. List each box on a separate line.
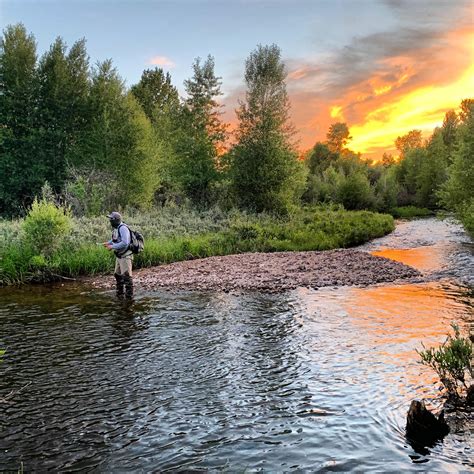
[1, 218, 473, 472]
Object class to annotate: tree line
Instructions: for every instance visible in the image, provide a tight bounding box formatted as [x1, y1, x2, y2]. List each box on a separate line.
[1, 24, 473, 233]
[0, 24, 303, 216]
[303, 99, 473, 232]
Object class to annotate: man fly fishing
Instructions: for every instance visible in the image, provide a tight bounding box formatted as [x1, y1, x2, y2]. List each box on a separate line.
[103, 211, 134, 298]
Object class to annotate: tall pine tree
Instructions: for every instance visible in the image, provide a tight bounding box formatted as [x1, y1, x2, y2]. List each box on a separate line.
[165, 55, 226, 204]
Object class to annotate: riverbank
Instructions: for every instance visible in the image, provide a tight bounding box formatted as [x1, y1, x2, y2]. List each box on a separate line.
[91, 248, 421, 293]
[0, 207, 395, 285]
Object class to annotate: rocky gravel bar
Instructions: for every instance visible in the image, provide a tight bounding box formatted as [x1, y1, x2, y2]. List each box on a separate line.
[92, 249, 421, 293]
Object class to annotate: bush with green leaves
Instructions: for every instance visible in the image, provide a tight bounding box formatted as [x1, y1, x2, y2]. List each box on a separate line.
[390, 206, 433, 219]
[22, 198, 72, 257]
[418, 324, 473, 400]
[337, 172, 375, 210]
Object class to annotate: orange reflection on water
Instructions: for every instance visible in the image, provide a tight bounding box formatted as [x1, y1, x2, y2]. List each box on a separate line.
[371, 246, 446, 273]
[343, 283, 461, 348]
[342, 282, 470, 396]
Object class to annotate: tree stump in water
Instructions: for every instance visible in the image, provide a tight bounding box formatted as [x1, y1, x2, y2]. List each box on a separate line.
[406, 400, 450, 447]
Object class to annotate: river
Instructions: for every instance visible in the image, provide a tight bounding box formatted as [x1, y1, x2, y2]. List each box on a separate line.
[0, 217, 473, 471]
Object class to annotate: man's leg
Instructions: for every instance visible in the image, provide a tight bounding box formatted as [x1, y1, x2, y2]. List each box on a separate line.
[114, 258, 124, 297]
[121, 256, 133, 298]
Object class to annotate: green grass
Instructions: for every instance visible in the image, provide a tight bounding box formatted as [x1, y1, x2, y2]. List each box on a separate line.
[389, 206, 434, 219]
[0, 206, 395, 285]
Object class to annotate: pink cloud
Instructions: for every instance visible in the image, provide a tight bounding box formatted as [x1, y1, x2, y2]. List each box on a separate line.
[147, 55, 175, 67]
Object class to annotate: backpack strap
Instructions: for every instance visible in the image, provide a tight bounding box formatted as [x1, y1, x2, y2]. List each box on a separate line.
[118, 223, 132, 238]
[117, 223, 133, 253]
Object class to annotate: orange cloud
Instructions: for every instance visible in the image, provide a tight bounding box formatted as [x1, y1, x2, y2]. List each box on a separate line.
[283, 17, 473, 158]
[350, 64, 474, 155]
[288, 68, 310, 80]
[222, 5, 472, 160]
[148, 55, 175, 67]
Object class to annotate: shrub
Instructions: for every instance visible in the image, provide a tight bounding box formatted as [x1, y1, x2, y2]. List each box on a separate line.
[457, 198, 474, 236]
[337, 172, 375, 210]
[418, 324, 473, 400]
[22, 198, 72, 257]
[390, 206, 433, 219]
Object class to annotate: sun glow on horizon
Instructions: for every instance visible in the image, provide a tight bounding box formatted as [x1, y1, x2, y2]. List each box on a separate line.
[349, 64, 474, 156]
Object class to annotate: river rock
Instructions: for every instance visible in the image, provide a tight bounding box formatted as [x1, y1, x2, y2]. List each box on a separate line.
[406, 400, 450, 447]
[90, 249, 421, 293]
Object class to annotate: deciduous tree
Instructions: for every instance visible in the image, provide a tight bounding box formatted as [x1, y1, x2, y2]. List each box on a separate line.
[326, 122, 351, 154]
[395, 129, 423, 158]
[229, 44, 305, 213]
[0, 24, 38, 215]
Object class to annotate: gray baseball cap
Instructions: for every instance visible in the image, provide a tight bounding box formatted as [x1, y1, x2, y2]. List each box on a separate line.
[107, 211, 122, 220]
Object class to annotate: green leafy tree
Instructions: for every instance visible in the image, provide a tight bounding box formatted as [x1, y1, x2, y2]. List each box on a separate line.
[376, 166, 399, 211]
[416, 129, 448, 208]
[36, 37, 91, 191]
[381, 152, 396, 167]
[229, 44, 305, 213]
[307, 142, 338, 174]
[459, 98, 474, 124]
[395, 129, 423, 159]
[184, 55, 227, 147]
[67, 60, 160, 210]
[0, 24, 39, 215]
[163, 56, 226, 204]
[439, 98, 474, 234]
[131, 67, 180, 123]
[441, 110, 459, 156]
[395, 147, 425, 205]
[337, 171, 374, 210]
[326, 122, 351, 154]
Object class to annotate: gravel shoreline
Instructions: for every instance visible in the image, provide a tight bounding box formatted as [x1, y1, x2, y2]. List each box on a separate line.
[91, 249, 421, 293]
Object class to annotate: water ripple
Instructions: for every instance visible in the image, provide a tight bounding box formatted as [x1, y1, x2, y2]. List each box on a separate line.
[1, 218, 473, 471]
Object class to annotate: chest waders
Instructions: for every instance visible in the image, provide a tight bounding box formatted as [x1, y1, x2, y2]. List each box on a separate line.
[113, 225, 133, 298]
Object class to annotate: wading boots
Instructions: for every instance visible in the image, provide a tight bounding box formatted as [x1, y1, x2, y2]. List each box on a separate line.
[123, 273, 133, 299]
[114, 273, 124, 297]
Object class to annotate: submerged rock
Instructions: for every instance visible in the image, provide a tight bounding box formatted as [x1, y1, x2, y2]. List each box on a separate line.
[406, 400, 450, 448]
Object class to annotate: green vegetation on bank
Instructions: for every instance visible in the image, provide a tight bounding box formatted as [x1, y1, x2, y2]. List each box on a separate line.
[418, 324, 473, 401]
[389, 206, 434, 219]
[0, 24, 472, 287]
[0, 204, 393, 285]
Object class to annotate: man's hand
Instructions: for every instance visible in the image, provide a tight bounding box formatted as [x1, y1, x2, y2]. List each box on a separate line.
[103, 242, 113, 250]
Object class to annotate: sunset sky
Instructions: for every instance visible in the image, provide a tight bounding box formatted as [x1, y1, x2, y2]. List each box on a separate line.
[1, 0, 472, 159]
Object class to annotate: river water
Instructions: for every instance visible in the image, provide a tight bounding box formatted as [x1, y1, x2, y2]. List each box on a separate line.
[1, 217, 473, 472]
